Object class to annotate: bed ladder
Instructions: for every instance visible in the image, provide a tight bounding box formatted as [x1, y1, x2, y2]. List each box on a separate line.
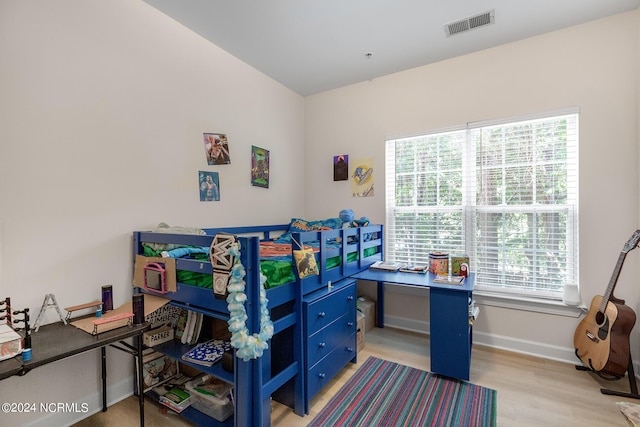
[241, 236, 305, 426]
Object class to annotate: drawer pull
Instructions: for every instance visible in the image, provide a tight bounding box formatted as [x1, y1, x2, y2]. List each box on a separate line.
[347, 322, 354, 327]
[347, 347, 354, 352]
[318, 373, 326, 379]
[318, 312, 325, 318]
[347, 296, 354, 301]
[318, 342, 326, 348]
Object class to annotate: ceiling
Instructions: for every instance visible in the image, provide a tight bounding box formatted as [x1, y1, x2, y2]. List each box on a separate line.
[143, 0, 640, 96]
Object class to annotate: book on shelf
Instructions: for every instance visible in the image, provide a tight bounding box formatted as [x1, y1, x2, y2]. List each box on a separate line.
[433, 274, 465, 285]
[191, 311, 203, 344]
[181, 310, 193, 345]
[181, 339, 232, 367]
[159, 387, 191, 413]
[180, 310, 204, 345]
[399, 265, 429, 274]
[174, 309, 188, 341]
[369, 260, 402, 272]
[140, 350, 179, 392]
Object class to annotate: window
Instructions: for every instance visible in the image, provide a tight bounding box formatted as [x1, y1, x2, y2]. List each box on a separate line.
[385, 109, 578, 301]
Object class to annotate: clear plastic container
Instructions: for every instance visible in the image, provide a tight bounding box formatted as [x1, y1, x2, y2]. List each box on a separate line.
[185, 374, 234, 421]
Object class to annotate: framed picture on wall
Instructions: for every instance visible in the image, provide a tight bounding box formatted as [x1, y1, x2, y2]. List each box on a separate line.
[199, 171, 220, 201]
[333, 154, 348, 181]
[351, 157, 374, 197]
[203, 133, 231, 165]
[251, 145, 270, 188]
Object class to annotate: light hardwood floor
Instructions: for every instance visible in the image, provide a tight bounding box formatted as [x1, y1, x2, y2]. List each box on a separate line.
[74, 327, 637, 426]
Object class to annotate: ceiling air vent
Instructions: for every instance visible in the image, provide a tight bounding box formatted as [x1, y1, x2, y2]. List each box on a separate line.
[444, 10, 495, 37]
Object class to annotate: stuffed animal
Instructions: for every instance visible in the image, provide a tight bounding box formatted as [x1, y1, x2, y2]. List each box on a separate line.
[339, 209, 355, 227]
[351, 217, 370, 227]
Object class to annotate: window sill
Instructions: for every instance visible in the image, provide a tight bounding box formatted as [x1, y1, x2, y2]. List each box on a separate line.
[474, 291, 588, 318]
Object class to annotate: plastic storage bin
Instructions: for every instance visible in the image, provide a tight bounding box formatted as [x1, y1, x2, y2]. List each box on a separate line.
[185, 374, 234, 422]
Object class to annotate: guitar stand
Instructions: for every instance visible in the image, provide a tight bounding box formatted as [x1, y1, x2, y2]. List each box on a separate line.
[576, 355, 640, 399]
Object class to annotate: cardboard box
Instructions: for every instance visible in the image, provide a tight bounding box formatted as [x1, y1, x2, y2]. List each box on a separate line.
[356, 311, 366, 352]
[357, 297, 375, 332]
[133, 255, 177, 292]
[0, 324, 22, 361]
[143, 324, 174, 347]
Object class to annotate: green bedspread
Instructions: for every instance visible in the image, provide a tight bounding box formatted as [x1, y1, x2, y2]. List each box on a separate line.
[142, 245, 374, 290]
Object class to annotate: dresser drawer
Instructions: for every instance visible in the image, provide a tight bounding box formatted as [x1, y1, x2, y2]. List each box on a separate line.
[307, 314, 357, 367]
[305, 283, 356, 335]
[307, 335, 356, 399]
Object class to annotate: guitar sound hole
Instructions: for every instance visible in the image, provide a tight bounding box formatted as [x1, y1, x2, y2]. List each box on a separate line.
[595, 311, 605, 325]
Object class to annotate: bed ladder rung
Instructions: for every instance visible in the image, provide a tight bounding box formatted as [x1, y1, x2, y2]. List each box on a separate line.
[261, 362, 299, 397]
[272, 312, 296, 334]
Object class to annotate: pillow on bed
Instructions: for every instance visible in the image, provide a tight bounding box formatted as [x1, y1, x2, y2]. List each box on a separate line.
[144, 223, 207, 251]
[275, 217, 343, 243]
[289, 217, 342, 232]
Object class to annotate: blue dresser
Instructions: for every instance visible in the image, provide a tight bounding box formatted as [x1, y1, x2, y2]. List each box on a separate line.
[303, 278, 357, 413]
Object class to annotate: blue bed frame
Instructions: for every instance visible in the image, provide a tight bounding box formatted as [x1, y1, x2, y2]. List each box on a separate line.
[132, 224, 383, 426]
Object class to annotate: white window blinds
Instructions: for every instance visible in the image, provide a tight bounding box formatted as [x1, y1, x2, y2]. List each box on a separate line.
[385, 109, 578, 299]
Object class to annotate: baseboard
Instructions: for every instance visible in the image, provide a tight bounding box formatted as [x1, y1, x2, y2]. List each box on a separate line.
[22, 377, 133, 427]
[383, 314, 640, 377]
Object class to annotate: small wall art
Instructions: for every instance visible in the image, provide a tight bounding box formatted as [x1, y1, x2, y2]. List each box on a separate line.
[351, 157, 374, 197]
[251, 145, 270, 188]
[199, 170, 220, 201]
[203, 133, 231, 165]
[333, 154, 348, 181]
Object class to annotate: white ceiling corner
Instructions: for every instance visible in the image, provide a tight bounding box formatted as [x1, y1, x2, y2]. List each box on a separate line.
[142, 0, 640, 96]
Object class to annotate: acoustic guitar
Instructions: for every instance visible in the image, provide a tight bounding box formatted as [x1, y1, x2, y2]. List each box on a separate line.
[574, 230, 640, 377]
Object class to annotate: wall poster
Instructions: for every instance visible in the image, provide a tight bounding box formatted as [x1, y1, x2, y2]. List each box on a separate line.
[203, 133, 231, 165]
[351, 157, 374, 197]
[199, 171, 220, 201]
[251, 146, 270, 188]
[333, 154, 348, 181]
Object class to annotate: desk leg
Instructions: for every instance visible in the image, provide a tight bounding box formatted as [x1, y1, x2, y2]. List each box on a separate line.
[136, 333, 145, 427]
[376, 281, 384, 328]
[429, 288, 471, 381]
[101, 347, 107, 412]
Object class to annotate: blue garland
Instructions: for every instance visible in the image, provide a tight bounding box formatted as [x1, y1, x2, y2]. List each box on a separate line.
[226, 242, 274, 361]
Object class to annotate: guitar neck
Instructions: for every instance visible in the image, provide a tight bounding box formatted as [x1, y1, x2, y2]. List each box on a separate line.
[597, 230, 640, 312]
[599, 252, 627, 312]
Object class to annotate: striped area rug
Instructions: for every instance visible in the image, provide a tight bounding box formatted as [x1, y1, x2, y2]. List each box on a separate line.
[308, 356, 497, 427]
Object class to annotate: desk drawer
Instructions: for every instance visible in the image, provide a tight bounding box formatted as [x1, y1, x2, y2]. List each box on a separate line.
[305, 284, 356, 335]
[307, 335, 356, 399]
[307, 314, 356, 367]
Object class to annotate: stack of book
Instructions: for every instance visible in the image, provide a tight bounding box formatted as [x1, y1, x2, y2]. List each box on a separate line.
[399, 265, 429, 274]
[369, 261, 402, 272]
[159, 387, 191, 413]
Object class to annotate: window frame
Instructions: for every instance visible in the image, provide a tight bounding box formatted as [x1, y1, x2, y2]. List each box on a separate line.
[385, 108, 579, 314]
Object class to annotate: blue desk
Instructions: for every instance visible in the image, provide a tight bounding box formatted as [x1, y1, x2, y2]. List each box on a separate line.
[350, 270, 474, 381]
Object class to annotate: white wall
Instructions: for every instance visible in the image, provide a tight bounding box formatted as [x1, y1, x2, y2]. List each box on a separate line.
[1, 2, 639, 425]
[0, 1, 304, 425]
[305, 11, 640, 363]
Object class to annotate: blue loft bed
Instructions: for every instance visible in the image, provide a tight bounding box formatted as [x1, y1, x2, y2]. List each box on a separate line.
[132, 222, 383, 426]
